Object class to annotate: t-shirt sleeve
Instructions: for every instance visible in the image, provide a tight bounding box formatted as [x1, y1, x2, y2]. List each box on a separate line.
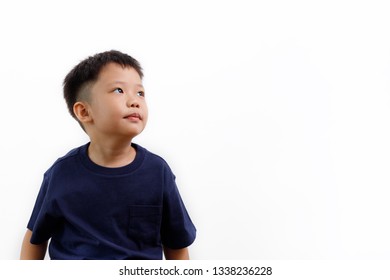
[27, 173, 60, 244]
[160, 166, 196, 249]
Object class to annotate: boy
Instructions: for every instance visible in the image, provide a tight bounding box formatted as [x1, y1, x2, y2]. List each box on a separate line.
[20, 50, 196, 260]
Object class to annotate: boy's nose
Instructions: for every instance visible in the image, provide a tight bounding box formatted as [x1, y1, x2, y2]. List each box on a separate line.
[130, 102, 140, 108]
[127, 95, 140, 108]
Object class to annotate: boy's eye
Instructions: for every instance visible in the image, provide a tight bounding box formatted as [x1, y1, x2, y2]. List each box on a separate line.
[113, 88, 124, 94]
[137, 91, 145, 97]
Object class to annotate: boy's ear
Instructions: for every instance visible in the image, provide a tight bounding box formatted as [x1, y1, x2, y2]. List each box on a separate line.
[73, 101, 92, 124]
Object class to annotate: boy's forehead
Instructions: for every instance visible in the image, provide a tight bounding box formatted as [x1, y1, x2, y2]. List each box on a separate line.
[97, 62, 142, 84]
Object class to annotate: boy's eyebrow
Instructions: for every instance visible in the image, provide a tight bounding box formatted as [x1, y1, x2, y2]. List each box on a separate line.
[108, 81, 144, 88]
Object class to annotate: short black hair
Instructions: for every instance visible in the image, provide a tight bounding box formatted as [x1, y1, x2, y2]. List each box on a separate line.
[63, 50, 143, 121]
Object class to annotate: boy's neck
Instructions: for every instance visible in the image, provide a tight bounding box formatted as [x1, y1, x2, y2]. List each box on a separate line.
[87, 139, 136, 168]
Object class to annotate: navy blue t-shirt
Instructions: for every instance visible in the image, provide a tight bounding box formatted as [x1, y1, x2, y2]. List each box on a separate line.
[27, 143, 196, 259]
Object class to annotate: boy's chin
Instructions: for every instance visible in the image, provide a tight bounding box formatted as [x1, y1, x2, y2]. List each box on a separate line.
[122, 129, 144, 139]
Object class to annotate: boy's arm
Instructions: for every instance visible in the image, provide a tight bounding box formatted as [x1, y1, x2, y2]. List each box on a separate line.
[163, 246, 190, 260]
[20, 229, 47, 260]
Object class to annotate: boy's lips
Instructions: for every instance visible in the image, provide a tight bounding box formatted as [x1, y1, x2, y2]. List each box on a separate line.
[124, 113, 142, 120]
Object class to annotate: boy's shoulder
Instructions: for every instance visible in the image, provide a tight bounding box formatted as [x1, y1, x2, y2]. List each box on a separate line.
[139, 144, 168, 164]
[136, 144, 174, 172]
[43, 144, 86, 175]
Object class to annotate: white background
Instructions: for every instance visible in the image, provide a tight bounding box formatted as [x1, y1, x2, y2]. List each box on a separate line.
[1, 0, 390, 260]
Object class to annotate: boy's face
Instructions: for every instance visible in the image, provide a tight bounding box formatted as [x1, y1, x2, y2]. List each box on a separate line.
[85, 62, 148, 140]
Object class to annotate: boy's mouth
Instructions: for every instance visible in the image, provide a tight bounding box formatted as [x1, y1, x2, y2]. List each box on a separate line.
[124, 113, 142, 120]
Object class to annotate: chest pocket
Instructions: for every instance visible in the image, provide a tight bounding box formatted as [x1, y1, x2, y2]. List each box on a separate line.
[128, 205, 162, 247]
